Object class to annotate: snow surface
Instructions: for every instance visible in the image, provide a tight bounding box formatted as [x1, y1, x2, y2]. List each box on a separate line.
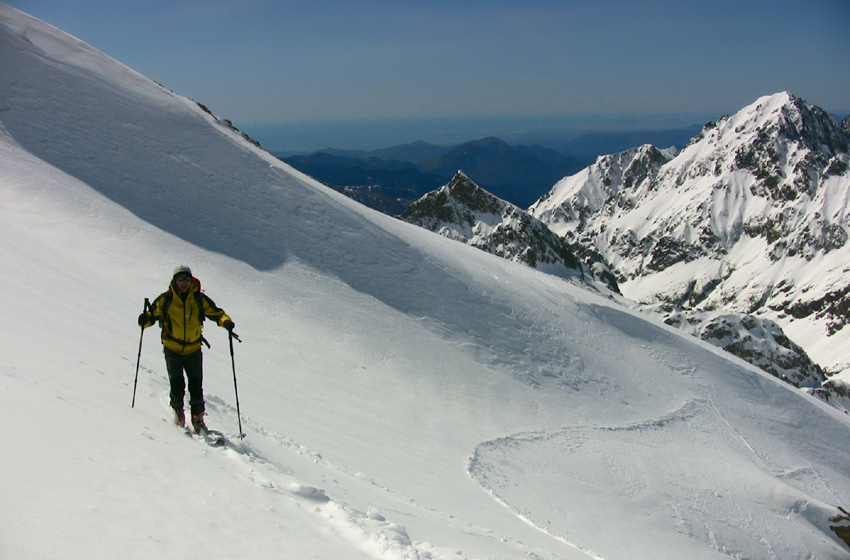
[2, 5, 850, 559]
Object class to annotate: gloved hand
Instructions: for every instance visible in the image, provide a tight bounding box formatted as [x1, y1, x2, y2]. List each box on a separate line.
[138, 312, 150, 327]
[223, 320, 235, 332]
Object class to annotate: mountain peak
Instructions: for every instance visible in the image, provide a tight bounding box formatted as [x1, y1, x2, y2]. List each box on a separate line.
[449, 169, 473, 184]
[530, 92, 850, 381]
[401, 173, 621, 289]
[756, 90, 797, 108]
[725, 91, 849, 156]
[739, 91, 804, 124]
[402, 170, 506, 224]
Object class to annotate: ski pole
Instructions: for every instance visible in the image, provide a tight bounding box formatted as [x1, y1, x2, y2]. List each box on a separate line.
[132, 298, 151, 408]
[229, 330, 245, 438]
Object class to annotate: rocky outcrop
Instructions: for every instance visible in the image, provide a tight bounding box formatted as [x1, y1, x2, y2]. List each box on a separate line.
[400, 171, 618, 291]
[530, 92, 850, 401]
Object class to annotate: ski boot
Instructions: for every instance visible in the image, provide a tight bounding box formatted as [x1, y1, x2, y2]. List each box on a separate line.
[191, 412, 208, 434]
[173, 409, 186, 428]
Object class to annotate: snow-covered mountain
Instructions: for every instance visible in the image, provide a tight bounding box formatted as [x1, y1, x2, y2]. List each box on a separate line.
[399, 171, 619, 290]
[400, 169, 826, 392]
[530, 93, 850, 387]
[3, 5, 850, 559]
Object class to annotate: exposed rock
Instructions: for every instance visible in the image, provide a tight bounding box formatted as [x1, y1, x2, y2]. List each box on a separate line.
[530, 92, 850, 390]
[643, 304, 826, 389]
[400, 171, 619, 291]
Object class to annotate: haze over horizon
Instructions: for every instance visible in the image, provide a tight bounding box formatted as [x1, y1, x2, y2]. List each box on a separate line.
[6, 0, 849, 151]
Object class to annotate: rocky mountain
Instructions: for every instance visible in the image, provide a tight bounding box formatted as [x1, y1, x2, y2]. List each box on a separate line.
[399, 171, 618, 291]
[530, 92, 850, 393]
[640, 303, 827, 389]
[401, 171, 827, 395]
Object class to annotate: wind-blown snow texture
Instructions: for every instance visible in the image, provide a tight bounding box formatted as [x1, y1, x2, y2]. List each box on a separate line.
[1, 5, 850, 559]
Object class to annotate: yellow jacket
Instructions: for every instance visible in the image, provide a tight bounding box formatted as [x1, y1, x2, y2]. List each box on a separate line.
[143, 280, 232, 355]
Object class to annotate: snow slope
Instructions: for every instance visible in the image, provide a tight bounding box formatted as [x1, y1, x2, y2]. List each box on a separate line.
[2, 5, 850, 559]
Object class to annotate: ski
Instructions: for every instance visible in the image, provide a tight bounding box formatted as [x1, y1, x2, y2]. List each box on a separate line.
[197, 428, 227, 447]
[166, 418, 226, 447]
[185, 424, 226, 447]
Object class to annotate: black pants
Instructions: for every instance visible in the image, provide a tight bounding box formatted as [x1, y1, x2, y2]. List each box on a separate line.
[164, 348, 204, 416]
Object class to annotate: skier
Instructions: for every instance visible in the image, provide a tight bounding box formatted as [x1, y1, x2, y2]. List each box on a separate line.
[138, 265, 234, 434]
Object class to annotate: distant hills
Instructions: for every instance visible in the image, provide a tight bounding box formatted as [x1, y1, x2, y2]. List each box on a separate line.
[280, 137, 585, 212]
[276, 126, 701, 213]
[280, 152, 443, 215]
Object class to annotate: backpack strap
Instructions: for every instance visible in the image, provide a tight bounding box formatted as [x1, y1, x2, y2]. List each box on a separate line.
[194, 290, 206, 324]
[194, 290, 211, 347]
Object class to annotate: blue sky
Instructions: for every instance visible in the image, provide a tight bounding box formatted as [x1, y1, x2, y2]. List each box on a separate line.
[6, 0, 849, 149]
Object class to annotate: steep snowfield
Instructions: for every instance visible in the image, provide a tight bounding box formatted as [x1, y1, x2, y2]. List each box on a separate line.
[2, 5, 850, 560]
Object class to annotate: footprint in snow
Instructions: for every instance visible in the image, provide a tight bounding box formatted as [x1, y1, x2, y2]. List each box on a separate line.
[288, 483, 329, 502]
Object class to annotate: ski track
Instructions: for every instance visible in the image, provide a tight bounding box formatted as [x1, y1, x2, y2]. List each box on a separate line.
[465, 389, 848, 560]
[463, 471, 609, 560]
[224, 408, 580, 560]
[141, 372, 431, 559]
[140, 367, 562, 560]
[465, 429, 610, 560]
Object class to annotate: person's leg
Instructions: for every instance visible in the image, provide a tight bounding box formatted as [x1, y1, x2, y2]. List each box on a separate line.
[164, 348, 186, 425]
[184, 350, 206, 430]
